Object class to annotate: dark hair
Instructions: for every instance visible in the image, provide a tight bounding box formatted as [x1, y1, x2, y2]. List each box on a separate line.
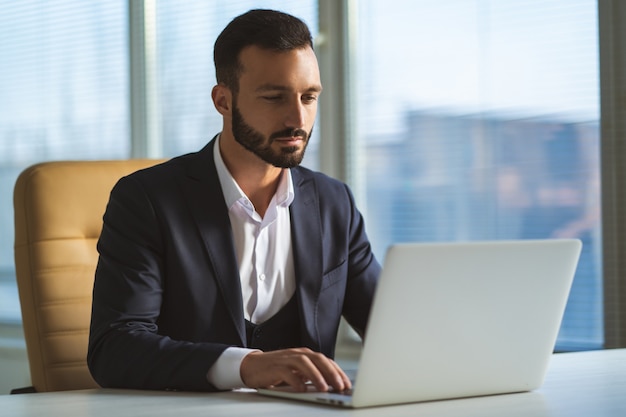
[214, 9, 314, 92]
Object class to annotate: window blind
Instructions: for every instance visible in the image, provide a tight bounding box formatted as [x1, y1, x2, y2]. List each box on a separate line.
[0, 0, 128, 322]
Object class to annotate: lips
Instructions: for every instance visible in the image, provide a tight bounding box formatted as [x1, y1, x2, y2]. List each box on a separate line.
[270, 128, 308, 143]
[274, 136, 304, 146]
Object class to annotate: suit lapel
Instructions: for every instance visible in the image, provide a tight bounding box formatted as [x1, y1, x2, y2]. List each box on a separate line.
[176, 142, 324, 349]
[290, 168, 323, 351]
[180, 138, 246, 346]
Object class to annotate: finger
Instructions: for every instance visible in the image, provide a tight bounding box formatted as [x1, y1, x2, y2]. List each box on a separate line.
[296, 351, 348, 392]
[330, 360, 352, 391]
[324, 360, 350, 392]
[277, 366, 312, 392]
[283, 353, 329, 392]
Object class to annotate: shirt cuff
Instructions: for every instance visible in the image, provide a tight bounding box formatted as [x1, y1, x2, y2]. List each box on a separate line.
[206, 347, 259, 390]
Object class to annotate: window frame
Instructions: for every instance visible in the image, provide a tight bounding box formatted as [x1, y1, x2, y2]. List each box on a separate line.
[599, 0, 626, 348]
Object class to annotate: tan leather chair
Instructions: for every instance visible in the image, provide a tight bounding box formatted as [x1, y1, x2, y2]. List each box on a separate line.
[13, 159, 165, 392]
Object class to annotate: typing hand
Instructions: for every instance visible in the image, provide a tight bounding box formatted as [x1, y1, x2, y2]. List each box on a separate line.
[240, 347, 351, 393]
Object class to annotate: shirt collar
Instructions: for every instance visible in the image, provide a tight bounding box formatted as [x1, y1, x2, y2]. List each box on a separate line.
[213, 135, 295, 210]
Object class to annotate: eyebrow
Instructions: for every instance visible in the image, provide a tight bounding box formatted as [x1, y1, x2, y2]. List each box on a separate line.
[255, 83, 323, 94]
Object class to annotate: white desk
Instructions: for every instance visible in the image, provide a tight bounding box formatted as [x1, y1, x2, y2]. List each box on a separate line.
[2, 349, 625, 417]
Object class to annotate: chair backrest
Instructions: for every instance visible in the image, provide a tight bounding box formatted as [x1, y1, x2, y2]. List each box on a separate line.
[13, 159, 165, 392]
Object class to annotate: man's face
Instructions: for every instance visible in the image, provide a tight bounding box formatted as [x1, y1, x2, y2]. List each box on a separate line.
[230, 46, 322, 168]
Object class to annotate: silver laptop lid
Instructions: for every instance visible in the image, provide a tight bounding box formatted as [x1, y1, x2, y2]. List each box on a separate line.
[351, 239, 581, 408]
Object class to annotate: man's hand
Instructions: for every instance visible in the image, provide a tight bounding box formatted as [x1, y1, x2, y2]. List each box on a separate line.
[240, 347, 351, 393]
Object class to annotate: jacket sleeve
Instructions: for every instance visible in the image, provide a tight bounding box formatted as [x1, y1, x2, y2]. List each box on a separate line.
[341, 183, 382, 338]
[87, 175, 227, 392]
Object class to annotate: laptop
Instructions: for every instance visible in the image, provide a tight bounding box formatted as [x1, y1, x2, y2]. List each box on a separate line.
[257, 239, 582, 408]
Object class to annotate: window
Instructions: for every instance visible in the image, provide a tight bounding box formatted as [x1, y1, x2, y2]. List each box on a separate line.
[0, 0, 622, 353]
[0, 0, 128, 322]
[354, 0, 601, 350]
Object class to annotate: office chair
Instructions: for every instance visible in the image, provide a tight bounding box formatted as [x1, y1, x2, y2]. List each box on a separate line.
[12, 159, 165, 392]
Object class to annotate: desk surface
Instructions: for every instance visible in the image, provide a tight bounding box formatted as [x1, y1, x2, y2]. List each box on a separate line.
[2, 349, 625, 417]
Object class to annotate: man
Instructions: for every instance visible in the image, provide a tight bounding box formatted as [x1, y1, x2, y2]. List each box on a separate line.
[88, 9, 380, 393]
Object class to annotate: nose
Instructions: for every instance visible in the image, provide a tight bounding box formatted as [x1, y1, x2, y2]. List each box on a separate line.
[284, 99, 307, 129]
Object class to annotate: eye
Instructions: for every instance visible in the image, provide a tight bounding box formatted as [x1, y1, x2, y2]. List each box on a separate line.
[261, 95, 283, 102]
[302, 94, 318, 104]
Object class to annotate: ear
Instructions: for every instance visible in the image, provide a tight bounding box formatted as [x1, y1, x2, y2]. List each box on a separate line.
[211, 84, 232, 116]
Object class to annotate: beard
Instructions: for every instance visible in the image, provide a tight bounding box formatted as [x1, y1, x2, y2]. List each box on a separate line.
[231, 102, 312, 168]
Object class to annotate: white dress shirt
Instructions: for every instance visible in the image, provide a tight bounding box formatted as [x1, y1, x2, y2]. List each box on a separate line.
[206, 135, 296, 389]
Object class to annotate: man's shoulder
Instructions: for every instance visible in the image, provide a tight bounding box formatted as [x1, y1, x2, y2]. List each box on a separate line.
[123, 144, 212, 185]
[115, 159, 180, 193]
[291, 165, 346, 189]
[291, 166, 354, 205]
[128, 155, 185, 178]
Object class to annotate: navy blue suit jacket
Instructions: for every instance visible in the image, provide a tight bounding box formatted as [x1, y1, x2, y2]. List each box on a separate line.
[87, 138, 381, 391]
